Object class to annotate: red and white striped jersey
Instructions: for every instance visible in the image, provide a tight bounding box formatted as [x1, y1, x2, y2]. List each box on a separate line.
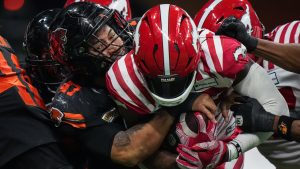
[106, 50, 158, 115]
[263, 21, 300, 111]
[106, 29, 251, 115]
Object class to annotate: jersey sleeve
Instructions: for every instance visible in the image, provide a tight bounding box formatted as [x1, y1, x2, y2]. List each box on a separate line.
[201, 33, 250, 79]
[106, 51, 158, 115]
[69, 122, 124, 161]
[265, 20, 300, 44]
[195, 31, 251, 92]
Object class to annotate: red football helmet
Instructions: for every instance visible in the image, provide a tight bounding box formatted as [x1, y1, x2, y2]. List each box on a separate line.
[194, 0, 264, 38]
[134, 4, 200, 107]
[64, 0, 132, 20]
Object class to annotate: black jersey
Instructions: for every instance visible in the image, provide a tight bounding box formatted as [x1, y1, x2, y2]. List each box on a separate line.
[51, 80, 120, 128]
[50, 79, 127, 168]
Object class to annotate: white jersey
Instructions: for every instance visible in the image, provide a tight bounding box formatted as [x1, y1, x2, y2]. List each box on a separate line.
[263, 20, 300, 112]
[257, 21, 300, 169]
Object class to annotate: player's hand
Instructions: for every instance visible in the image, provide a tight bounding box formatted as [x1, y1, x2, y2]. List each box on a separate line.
[219, 92, 240, 122]
[216, 16, 258, 52]
[176, 112, 216, 147]
[230, 96, 276, 132]
[192, 93, 217, 123]
[176, 141, 228, 169]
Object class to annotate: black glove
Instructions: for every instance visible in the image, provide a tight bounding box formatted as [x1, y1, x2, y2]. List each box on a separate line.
[230, 96, 275, 132]
[216, 16, 258, 52]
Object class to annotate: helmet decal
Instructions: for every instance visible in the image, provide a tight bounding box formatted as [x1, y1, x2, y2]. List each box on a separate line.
[109, 0, 128, 20]
[50, 28, 67, 63]
[240, 5, 252, 35]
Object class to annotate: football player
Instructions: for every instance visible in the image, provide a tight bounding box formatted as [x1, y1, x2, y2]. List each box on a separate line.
[106, 3, 288, 169]
[48, 2, 216, 169]
[217, 16, 300, 168]
[194, 0, 300, 168]
[24, 9, 68, 105]
[0, 35, 73, 169]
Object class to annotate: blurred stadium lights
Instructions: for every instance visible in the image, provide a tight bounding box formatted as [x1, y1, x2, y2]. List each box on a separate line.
[4, 0, 25, 11]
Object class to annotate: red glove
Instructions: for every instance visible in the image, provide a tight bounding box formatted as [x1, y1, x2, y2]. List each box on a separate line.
[175, 112, 216, 147]
[176, 140, 228, 169]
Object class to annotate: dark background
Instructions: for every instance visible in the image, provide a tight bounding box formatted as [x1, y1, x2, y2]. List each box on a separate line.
[0, 0, 299, 62]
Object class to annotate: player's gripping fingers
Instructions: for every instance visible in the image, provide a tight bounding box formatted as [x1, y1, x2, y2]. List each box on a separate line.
[192, 93, 217, 123]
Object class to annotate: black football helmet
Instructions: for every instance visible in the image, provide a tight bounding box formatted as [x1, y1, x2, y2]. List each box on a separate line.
[24, 9, 68, 104]
[49, 2, 133, 77]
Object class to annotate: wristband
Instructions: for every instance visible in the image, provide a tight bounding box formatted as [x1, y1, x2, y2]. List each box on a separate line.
[276, 116, 296, 141]
[226, 140, 242, 161]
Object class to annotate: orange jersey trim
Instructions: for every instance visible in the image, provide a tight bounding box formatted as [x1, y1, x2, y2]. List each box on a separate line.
[0, 47, 45, 109]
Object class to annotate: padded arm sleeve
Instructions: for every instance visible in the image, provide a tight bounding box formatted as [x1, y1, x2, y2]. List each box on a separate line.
[232, 62, 289, 153]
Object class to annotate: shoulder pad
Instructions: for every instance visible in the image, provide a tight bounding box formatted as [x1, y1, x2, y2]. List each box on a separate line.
[106, 51, 157, 115]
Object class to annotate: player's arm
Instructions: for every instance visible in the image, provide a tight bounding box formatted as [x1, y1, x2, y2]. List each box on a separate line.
[291, 120, 300, 142]
[253, 39, 300, 73]
[223, 60, 289, 159]
[231, 96, 300, 142]
[142, 150, 178, 169]
[111, 109, 175, 167]
[216, 17, 300, 73]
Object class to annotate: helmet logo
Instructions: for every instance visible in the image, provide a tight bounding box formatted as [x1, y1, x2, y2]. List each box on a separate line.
[240, 5, 252, 35]
[161, 77, 175, 82]
[109, 0, 128, 20]
[50, 28, 67, 62]
[50, 107, 64, 127]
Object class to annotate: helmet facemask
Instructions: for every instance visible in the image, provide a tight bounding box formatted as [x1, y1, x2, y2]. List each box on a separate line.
[65, 8, 133, 76]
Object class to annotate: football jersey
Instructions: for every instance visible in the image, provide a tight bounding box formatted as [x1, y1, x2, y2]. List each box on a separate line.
[0, 37, 56, 167]
[50, 80, 119, 129]
[263, 21, 300, 111]
[106, 29, 251, 169]
[106, 29, 250, 115]
[106, 50, 158, 115]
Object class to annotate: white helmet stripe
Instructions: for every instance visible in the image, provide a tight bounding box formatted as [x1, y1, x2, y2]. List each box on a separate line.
[160, 4, 171, 75]
[197, 0, 222, 30]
